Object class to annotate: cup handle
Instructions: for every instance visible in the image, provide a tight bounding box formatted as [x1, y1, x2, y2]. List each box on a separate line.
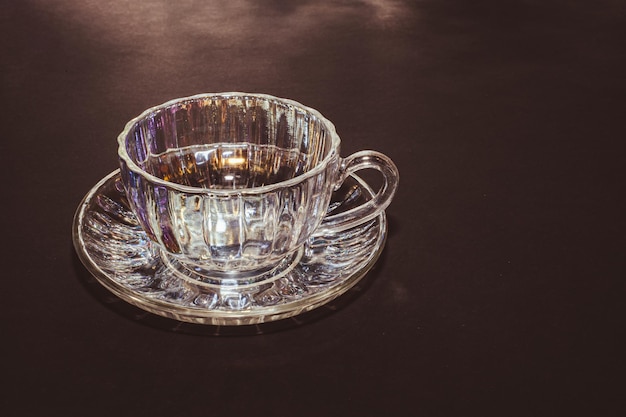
[315, 150, 399, 235]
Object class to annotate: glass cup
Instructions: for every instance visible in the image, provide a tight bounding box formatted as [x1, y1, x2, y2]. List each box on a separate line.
[118, 92, 398, 277]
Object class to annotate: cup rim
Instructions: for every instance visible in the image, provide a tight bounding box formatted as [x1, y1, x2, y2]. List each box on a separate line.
[117, 92, 341, 194]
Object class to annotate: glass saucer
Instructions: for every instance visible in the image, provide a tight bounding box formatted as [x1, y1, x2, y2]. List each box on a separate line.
[73, 170, 387, 326]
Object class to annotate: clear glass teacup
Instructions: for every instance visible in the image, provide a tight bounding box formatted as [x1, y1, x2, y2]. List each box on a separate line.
[118, 93, 398, 278]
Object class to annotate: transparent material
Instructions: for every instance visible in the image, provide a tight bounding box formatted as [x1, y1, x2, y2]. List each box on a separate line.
[72, 170, 387, 325]
[72, 93, 398, 324]
[117, 93, 398, 275]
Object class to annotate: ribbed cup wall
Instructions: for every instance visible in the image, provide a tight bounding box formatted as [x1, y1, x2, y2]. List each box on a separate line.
[125, 95, 330, 187]
[119, 94, 339, 271]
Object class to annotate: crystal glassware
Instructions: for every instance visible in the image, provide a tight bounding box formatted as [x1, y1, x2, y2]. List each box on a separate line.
[117, 92, 399, 278]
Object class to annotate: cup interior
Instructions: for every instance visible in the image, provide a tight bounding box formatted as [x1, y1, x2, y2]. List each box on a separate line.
[122, 94, 334, 189]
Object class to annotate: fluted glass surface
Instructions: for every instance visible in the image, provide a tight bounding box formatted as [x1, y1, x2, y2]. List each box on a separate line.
[72, 171, 387, 325]
[119, 93, 340, 272]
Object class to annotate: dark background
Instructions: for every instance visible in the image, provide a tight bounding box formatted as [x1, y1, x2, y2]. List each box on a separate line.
[2, 1, 624, 415]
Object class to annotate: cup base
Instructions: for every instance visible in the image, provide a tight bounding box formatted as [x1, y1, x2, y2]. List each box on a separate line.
[160, 248, 304, 287]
